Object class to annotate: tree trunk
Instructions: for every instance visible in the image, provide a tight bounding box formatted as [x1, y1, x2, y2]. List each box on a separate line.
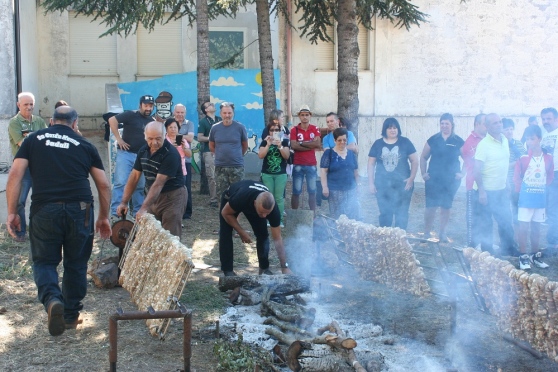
[197, 0, 210, 194]
[255, 0, 277, 125]
[336, 0, 359, 136]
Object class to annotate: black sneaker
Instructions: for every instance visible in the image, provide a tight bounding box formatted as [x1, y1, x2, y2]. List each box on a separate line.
[223, 270, 237, 277]
[531, 252, 549, 269]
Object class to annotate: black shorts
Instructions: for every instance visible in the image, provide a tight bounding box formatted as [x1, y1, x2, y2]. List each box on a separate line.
[425, 177, 460, 209]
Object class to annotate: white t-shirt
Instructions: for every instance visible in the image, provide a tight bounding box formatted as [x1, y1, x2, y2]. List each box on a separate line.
[542, 127, 558, 171]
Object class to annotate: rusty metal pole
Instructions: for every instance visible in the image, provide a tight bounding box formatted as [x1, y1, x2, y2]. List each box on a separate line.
[108, 308, 192, 371]
[184, 312, 192, 372]
[109, 316, 118, 372]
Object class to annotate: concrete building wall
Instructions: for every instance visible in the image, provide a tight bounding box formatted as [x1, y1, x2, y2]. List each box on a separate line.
[31, 3, 277, 129]
[287, 0, 558, 177]
[0, 0, 17, 164]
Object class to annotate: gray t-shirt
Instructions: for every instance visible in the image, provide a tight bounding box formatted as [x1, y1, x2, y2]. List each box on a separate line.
[178, 119, 195, 163]
[209, 120, 248, 167]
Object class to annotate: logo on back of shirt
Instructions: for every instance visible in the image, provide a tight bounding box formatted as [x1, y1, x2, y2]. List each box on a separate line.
[249, 183, 269, 192]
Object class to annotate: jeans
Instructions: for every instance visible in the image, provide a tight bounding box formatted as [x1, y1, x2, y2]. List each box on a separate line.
[547, 173, 558, 248]
[292, 165, 317, 195]
[478, 189, 516, 255]
[219, 192, 270, 272]
[110, 150, 145, 216]
[30, 202, 94, 322]
[183, 162, 192, 219]
[17, 168, 33, 237]
[376, 180, 413, 229]
[261, 173, 288, 223]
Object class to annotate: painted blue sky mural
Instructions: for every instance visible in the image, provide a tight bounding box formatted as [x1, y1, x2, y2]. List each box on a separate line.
[117, 69, 281, 139]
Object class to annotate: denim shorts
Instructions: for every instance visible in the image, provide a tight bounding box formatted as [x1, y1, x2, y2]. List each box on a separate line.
[292, 165, 317, 195]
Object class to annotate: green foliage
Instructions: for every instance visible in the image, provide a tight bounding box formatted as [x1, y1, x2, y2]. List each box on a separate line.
[212, 334, 260, 371]
[286, 0, 429, 44]
[40, 0, 245, 37]
[180, 281, 227, 323]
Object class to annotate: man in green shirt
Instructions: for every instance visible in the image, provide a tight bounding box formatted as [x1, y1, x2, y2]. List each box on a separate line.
[8, 92, 47, 241]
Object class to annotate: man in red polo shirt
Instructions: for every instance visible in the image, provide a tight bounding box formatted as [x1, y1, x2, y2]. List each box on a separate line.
[289, 105, 322, 211]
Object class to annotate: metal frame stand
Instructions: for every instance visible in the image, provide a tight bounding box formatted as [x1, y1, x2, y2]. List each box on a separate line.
[109, 304, 192, 372]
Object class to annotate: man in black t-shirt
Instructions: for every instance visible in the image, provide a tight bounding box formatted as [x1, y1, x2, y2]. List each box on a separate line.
[219, 180, 293, 276]
[6, 106, 111, 336]
[117, 122, 187, 238]
[109, 94, 154, 219]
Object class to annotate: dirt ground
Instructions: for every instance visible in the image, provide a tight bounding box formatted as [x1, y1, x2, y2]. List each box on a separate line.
[1, 130, 558, 371]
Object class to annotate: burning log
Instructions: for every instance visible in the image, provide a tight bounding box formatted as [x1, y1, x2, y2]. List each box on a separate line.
[218, 274, 310, 295]
[263, 317, 313, 337]
[261, 286, 316, 327]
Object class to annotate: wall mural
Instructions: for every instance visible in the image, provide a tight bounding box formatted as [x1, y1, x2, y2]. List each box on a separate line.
[111, 68, 280, 176]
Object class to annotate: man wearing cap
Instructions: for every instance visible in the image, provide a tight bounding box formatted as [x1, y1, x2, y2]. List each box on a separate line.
[209, 102, 248, 205]
[153, 91, 173, 122]
[8, 92, 47, 242]
[290, 105, 322, 211]
[175, 103, 195, 219]
[198, 102, 222, 207]
[108, 95, 154, 219]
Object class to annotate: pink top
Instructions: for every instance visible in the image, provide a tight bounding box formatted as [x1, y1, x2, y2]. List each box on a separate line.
[461, 131, 484, 191]
[166, 135, 189, 176]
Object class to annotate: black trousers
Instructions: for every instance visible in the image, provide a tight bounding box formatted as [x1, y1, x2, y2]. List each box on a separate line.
[218, 192, 270, 272]
[183, 162, 192, 219]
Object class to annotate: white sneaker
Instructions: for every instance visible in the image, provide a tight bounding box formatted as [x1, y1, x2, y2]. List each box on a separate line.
[531, 252, 549, 269]
[519, 255, 531, 270]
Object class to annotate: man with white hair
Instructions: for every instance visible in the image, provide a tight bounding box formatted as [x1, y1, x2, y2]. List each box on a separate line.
[8, 92, 47, 242]
[174, 103, 195, 219]
[117, 121, 187, 238]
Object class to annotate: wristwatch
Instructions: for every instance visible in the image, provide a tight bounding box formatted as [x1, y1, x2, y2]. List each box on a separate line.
[281, 262, 289, 269]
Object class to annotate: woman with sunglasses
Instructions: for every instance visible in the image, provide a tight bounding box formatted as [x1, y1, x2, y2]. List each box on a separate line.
[258, 118, 290, 227]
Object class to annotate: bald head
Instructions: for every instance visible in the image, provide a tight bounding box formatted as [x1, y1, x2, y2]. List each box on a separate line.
[145, 121, 165, 152]
[52, 106, 78, 126]
[255, 192, 275, 218]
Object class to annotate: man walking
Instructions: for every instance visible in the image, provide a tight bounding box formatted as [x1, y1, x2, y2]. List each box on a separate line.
[108, 95, 154, 219]
[117, 122, 187, 238]
[474, 113, 517, 256]
[198, 101, 222, 207]
[175, 103, 195, 219]
[209, 102, 248, 203]
[8, 92, 47, 241]
[6, 106, 111, 336]
[462, 114, 486, 248]
[541, 107, 558, 254]
[289, 105, 321, 211]
[219, 180, 293, 276]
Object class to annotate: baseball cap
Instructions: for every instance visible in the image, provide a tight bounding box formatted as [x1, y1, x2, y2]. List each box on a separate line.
[139, 95, 155, 104]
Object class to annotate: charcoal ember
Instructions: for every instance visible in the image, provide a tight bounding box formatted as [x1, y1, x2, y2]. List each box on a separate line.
[336, 216, 430, 297]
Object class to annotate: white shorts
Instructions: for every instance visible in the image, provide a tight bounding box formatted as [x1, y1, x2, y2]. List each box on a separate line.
[518, 208, 546, 223]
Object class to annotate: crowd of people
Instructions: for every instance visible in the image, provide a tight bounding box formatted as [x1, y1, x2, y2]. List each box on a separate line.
[6, 90, 558, 336]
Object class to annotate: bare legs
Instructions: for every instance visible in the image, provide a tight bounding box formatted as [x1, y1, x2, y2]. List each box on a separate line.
[424, 207, 451, 240]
